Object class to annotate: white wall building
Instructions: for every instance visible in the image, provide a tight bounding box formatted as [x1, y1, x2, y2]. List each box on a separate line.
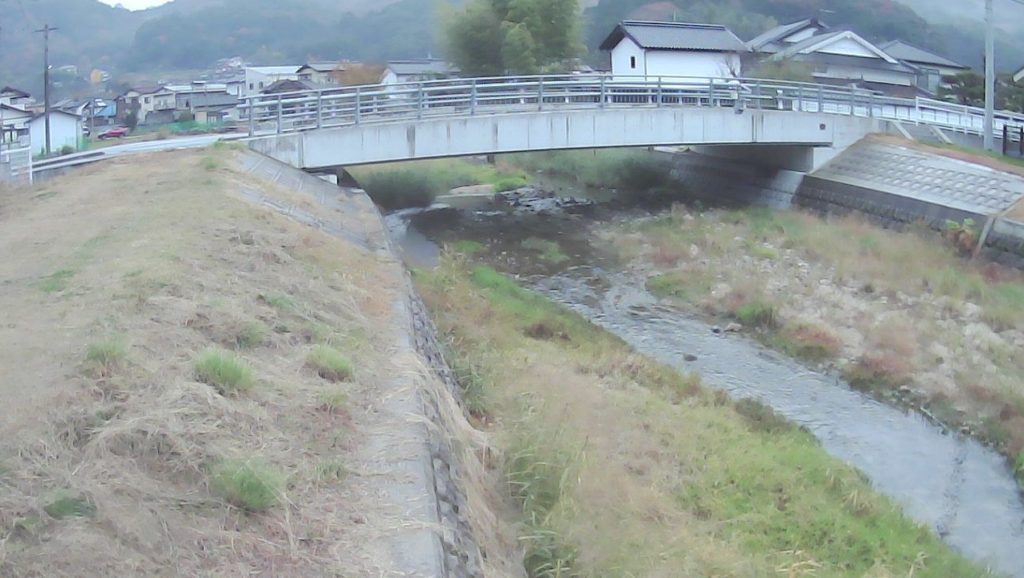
[770, 30, 918, 95]
[600, 21, 748, 81]
[243, 66, 301, 97]
[29, 110, 82, 154]
[380, 59, 457, 89]
[879, 40, 971, 95]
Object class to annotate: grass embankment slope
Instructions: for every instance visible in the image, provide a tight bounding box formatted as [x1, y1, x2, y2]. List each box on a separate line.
[0, 148, 424, 575]
[612, 206, 1024, 484]
[416, 256, 985, 577]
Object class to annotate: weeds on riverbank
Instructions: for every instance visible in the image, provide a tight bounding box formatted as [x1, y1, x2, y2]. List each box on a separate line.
[613, 204, 1024, 486]
[504, 149, 680, 203]
[351, 158, 528, 210]
[415, 257, 984, 577]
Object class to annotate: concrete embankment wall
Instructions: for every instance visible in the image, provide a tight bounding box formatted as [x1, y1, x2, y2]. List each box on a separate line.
[237, 151, 489, 578]
[662, 139, 1024, 267]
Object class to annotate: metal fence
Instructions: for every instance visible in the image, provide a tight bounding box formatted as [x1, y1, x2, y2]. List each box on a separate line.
[240, 74, 1024, 142]
[0, 143, 32, 186]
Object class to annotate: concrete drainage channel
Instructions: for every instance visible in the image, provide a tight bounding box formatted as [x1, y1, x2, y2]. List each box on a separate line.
[238, 152, 485, 577]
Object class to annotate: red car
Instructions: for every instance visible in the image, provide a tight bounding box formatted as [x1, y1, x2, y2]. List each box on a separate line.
[97, 126, 129, 140]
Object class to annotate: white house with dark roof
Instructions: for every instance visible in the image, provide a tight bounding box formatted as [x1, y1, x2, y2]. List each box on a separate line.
[746, 18, 830, 55]
[769, 29, 919, 96]
[381, 59, 457, 88]
[879, 40, 970, 94]
[599, 21, 748, 81]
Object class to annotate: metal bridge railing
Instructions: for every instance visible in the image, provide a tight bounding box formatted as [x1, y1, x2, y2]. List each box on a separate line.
[239, 74, 1024, 142]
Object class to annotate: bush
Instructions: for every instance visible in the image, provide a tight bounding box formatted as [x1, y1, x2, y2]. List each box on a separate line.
[60, 145, 74, 156]
[235, 321, 270, 349]
[734, 398, 794, 434]
[360, 169, 442, 210]
[307, 345, 353, 382]
[843, 354, 911, 393]
[194, 350, 255, 395]
[209, 459, 283, 512]
[771, 323, 843, 362]
[491, 174, 528, 192]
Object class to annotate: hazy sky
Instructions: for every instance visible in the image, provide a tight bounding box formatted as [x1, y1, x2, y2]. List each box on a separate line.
[98, 0, 171, 9]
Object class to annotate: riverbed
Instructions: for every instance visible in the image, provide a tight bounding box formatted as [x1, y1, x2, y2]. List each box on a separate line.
[387, 195, 1024, 577]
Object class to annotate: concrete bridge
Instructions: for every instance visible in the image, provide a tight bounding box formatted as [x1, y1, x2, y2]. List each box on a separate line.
[243, 75, 1024, 173]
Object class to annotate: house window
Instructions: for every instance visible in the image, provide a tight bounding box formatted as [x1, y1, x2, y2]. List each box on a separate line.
[259, 82, 264, 89]
[144, 97, 151, 104]
[249, 82, 254, 90]
[630, 56, 637, 69]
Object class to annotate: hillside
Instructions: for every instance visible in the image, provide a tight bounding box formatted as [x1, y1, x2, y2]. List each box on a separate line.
[1, 0, 1021, 98]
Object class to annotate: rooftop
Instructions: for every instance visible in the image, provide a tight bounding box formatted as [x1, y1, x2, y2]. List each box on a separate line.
[246, 65, 301, 75]
[386, 59, 455, 76]
[746, 18, 828, 53]
[600, 20, 748, 53]
[879, 40, 969, 70]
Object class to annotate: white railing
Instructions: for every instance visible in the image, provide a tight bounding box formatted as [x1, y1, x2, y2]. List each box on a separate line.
[240, 73, 1024, 142]
[0, 144, 32, 186]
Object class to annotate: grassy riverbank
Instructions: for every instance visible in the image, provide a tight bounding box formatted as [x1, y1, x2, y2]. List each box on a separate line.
[0, 148, 432, 575]
[608, 206, 1024, 486]
[415, 256, 985, 577]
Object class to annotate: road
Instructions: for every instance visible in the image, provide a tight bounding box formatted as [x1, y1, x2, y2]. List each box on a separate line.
[33, 133, 243, 176]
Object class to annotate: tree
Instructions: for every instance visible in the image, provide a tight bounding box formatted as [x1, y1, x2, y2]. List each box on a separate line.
[125, 110, 139, 131]
[444, 0, 582, 76]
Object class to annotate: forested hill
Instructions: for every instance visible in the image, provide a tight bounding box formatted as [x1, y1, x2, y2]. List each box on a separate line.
[0, 0, 1020, 97]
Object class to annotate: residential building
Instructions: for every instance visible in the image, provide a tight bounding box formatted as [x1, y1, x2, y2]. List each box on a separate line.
[380, 59, 457, 89]
[747, 18, 830, 55]
[0, 104, 33, 144]
[28, 109, 83, 154]
[297, 62, 344, 85]
[117, 85, 163, 124]
[879, 40, 971, 94]
[244, 66, 301, 97]
[769, 30, 918, 96]
[261, 79, 323, 94]
[1013, 65, 1024, 84]
[0, 87, 33, 108]
[599, 21, 748, 81]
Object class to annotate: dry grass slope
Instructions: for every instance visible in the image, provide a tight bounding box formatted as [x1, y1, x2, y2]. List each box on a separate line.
[0, 149, 450, 576]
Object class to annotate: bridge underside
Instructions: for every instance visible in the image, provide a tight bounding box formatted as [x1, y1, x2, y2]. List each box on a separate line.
[247, 107, 886, 174]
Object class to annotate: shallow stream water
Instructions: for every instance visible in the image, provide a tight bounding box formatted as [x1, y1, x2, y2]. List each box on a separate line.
[387, 198, 1024, 577]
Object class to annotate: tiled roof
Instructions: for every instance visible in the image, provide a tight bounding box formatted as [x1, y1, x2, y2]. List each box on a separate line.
[600, 21, 747, 53]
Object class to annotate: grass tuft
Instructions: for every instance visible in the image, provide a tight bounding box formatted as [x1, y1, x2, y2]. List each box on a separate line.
[307, 345, 354, 382]
[314, 459, 348, 484]
[316, 387, 349, 414]
[209, 459, 284, 512]
[733, 300, 778, 330]
[44, 492, 96, 519]
[843, 354, 911, 393]
[194, 350, 255, 395]
[84, 338, 127, 377]
[767, 323, 843, 362]
[200, 156, 221, 171]
[450, 239, 485, 255]
[260, 293, 296, 311]
[235, 321, 270, 349]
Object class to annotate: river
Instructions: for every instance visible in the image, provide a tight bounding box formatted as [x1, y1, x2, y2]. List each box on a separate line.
[387, 194, 1024, 577]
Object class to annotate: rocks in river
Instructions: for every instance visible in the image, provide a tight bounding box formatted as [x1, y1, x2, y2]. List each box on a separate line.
[725, 322, 743, 333]
[684, 354, 698, 362]
[497, 187, 595, 215]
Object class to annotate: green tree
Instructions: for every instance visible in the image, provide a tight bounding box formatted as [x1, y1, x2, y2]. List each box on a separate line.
[502, 23, 540, 74]
[444, 0, 581, 75]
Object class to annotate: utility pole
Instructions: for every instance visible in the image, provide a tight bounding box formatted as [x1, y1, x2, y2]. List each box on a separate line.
[984, 0, 995, 151]
[35, 24, 58, 156]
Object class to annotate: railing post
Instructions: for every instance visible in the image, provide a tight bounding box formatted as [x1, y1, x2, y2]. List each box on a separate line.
[247, 98, 255, 136]
[538, 77, 544, 111]
[417, 84, 424, 119]
[848, 89, 855, 116]
[817, 86, 824, 112]
[707, 79, 714, 107]
[657, 76, 663, 107]
[470, 79, 477, 115]
[276, 94, 283, 134]
[755, 80, 762, 109]
[1003, 124, 1009, 156]
[354, 87, 361, 125]
[316, 91, 323, 129]
[599, 74, 607, 108]
[797, 86, 803, 112]
[1019, 125, 1023, 156]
